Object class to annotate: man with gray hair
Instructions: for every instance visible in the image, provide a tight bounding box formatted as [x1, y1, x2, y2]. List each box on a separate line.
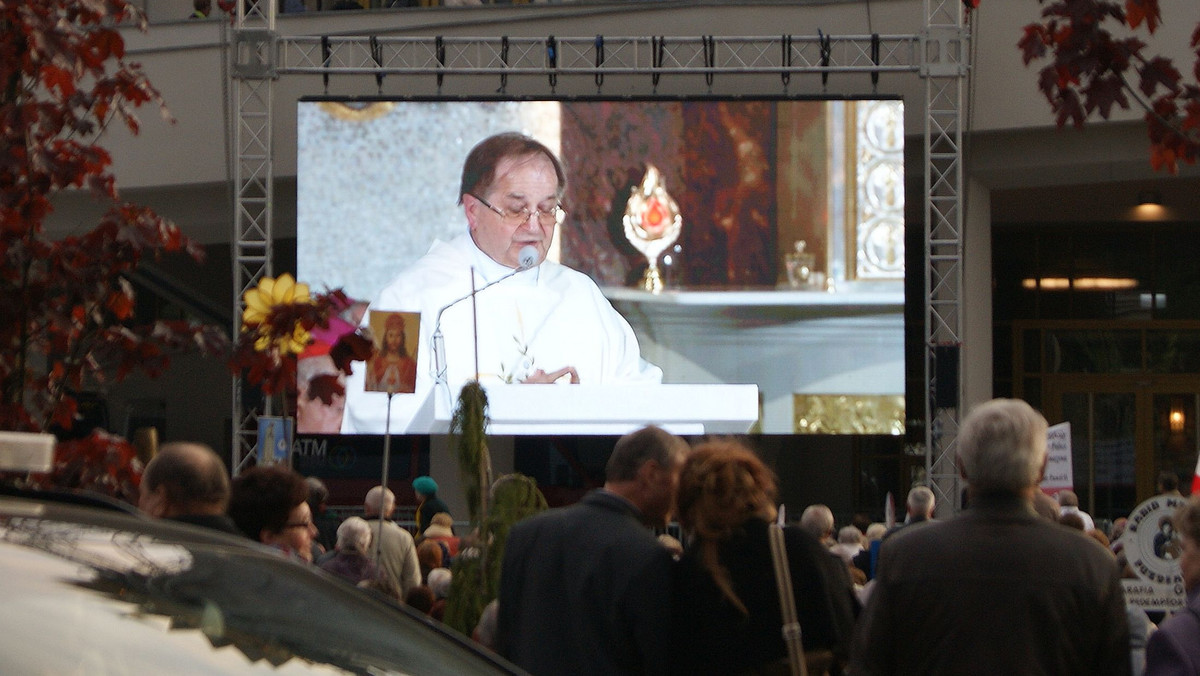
[497, 425, 690, 676]
[138, 442, 239, 535]
[362, 485, 421, 598]
[851, 398, 1130, 675]
[800, 503, 836, 547]
[882, 485, 936, 542]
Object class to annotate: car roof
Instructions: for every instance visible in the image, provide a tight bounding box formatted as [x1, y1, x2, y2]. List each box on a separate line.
[0, 493, 526, 675]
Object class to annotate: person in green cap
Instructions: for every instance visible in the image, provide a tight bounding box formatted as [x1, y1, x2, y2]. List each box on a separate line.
[413, 475, 450, 536]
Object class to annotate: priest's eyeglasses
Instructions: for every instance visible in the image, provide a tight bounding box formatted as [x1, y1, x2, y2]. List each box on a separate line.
[470, 193, 566, 227]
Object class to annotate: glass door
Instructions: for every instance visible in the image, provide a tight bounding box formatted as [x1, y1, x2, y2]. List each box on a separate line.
[1045, 385, 1138, 524]
[1154, 393, 1199, 496]
[1045, 379, 1200, 523]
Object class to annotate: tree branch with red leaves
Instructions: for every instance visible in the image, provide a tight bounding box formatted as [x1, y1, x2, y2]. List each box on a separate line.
[1018, 0, 1200, 172]
[1, 1, 227, 441]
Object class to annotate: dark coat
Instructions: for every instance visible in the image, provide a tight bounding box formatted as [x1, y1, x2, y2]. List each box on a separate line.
[1145, 589, 1200, 676]
[415, 494, 449, 536]
[672, 518, 859, 675]
[851, 493, 1131, 676]
[497, 490, 673, 676]
[169, 513, 242, 535]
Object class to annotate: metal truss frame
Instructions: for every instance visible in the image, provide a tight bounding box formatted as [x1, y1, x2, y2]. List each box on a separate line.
[229, 1, 969, 504]
[921, 0, 967, 514]
[277, 33, 921, 78]
[230, 1, 276, 474]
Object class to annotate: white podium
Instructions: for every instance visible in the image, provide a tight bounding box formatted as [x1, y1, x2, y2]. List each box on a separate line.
[424, 383, 759, 435]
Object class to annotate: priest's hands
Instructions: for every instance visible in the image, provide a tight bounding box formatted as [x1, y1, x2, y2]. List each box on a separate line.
[521, 366, 580, 384]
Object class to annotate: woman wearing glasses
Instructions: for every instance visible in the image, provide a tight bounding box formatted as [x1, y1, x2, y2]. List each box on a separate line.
[228, 465, 319, 563]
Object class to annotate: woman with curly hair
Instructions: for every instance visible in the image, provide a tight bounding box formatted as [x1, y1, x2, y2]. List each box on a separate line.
[672, 440, 857, 676]
[227, 465, 317, 563]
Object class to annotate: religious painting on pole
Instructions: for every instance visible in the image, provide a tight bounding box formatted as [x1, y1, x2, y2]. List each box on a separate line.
[365, 310, 419, 394]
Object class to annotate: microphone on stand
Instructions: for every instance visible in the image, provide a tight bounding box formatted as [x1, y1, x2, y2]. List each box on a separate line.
[431, 244, 540, 386]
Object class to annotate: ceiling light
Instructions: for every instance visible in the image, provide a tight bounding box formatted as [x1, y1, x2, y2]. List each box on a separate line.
[1021, 277, 1139, 291]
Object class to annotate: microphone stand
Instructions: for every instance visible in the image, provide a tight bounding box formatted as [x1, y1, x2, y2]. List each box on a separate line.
[429, 246, 538, 399]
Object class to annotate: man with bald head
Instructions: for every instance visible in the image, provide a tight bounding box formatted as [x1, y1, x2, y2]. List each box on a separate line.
[138, 441, 239, 534]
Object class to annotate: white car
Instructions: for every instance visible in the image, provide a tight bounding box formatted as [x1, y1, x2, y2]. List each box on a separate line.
[0, 491, 525, 675]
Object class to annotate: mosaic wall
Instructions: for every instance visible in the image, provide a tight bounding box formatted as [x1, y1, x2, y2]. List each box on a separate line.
[853, 100, 905, 280]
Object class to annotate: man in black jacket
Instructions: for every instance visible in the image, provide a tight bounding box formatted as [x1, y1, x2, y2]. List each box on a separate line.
[851, 398, 1131, 675]
[497, 426, 689, 676]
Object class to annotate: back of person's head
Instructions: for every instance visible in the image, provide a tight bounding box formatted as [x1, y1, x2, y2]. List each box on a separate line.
[1158, 471, 1180, 493]
[405, 585, 435, 615]
[417, 539, 444, 571]
[838, 525, 864, 546]
[676, 440, 777, 616]
[306, 476, 329, 512]
[1032, 491, 1060, 521]
[605, 425, 688, 483]
[426, 511, 455, 536]
[852, 512, 872, 535]
[1087, 528, 1111, 548]
[865, 522, 888, 542]
[1059, 512, 1086, 531]
[228, 465, 308, 541]
[364, 485, 395, 516]
[458, 132, 567, 204]
[143, 442, 229, 515]
[1174, 497, 1200, 546]
[676, 440, 777, 538]
[1111, 517, 1129, 541]
[337, 516, 372, 553]
[800, 504, 835, 540]
[412, 475, 438, 497]
[426, 567, 452, 599]
[906, 485, 936, 518]
[1056, 489, 1080, 507]
[957, 398, 1048, 495]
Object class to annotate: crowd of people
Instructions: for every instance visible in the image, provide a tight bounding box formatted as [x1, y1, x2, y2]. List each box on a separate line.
[138, 443, 458, 619]
[136, 397, 1200, 676]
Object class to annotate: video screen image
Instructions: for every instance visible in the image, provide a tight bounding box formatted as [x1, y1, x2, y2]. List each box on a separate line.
[297, 98, 905, 435]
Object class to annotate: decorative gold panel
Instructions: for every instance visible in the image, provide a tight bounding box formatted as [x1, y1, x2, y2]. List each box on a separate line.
[793, 394, 905, 435]
[849, 100, 905, 281]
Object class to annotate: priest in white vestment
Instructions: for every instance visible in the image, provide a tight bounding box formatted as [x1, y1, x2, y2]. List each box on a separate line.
[342, 132, 661, 433]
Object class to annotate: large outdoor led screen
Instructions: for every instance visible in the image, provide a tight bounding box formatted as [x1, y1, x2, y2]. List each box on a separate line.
[297, 98, 905, 436]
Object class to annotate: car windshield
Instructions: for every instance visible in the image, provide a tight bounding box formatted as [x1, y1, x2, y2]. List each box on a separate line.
[0, 497, 519, 675]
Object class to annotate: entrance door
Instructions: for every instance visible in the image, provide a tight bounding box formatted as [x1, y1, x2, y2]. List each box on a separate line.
[1044, 378, 1200, 523]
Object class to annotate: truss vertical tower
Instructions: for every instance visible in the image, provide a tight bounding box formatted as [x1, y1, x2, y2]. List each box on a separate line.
[228, 5, 969, 498]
